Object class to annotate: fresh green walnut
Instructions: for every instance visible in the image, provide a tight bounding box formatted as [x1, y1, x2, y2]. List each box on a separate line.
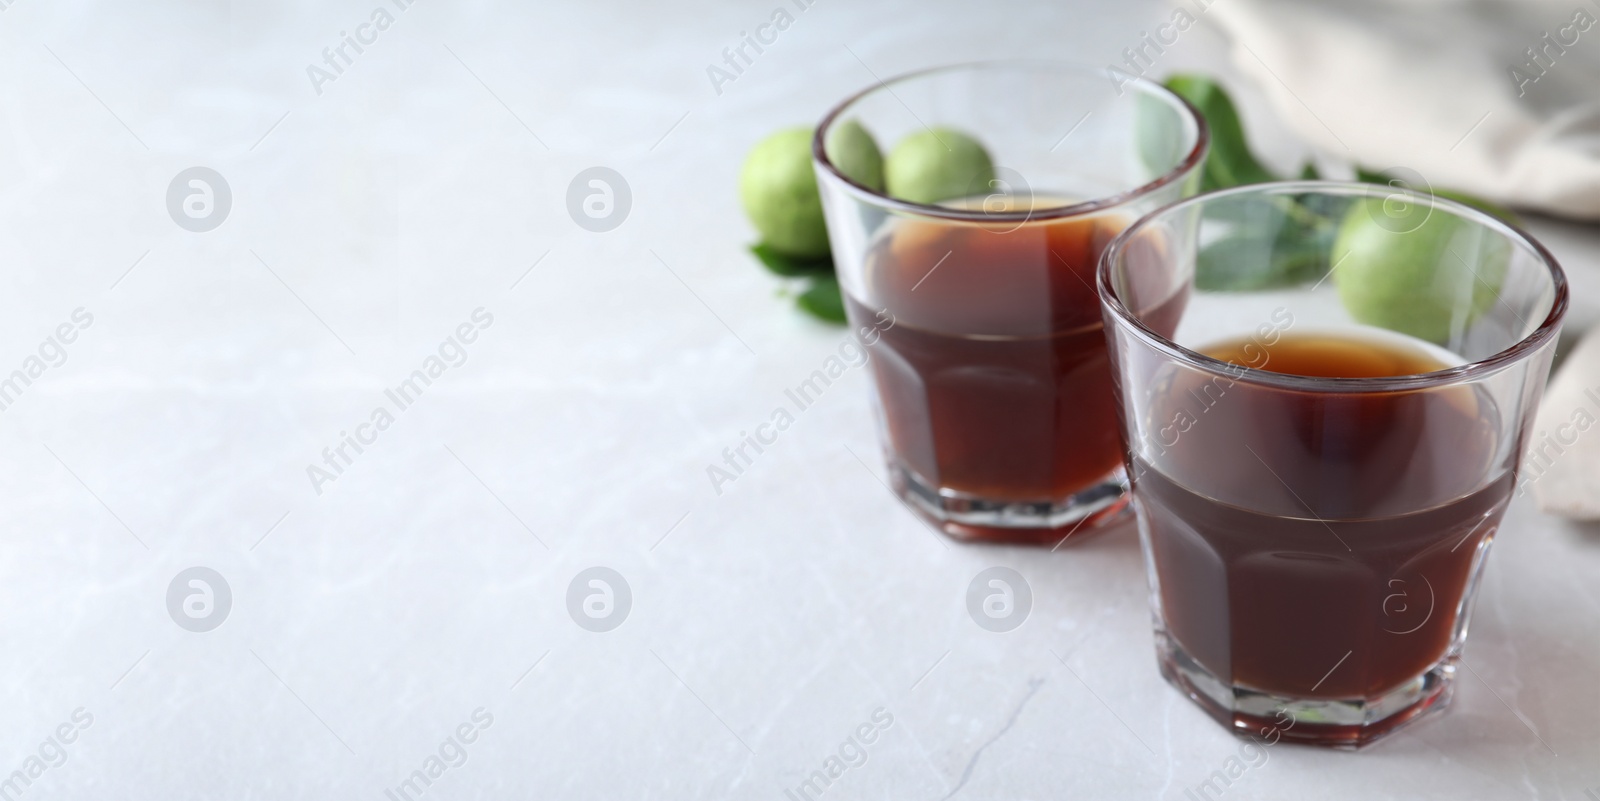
[1333, 196, 1510, 345]
[824, 119, 885, 192]
[740, 127, 830, 259]
[885, 128, 995, 205]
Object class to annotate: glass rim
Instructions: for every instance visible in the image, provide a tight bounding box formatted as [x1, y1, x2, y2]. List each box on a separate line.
[811, 60, 1211, 223]
[1097, 180, 1570, 394]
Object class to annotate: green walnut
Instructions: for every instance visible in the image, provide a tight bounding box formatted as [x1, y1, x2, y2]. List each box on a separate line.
[740, 127, 830, 259]
[1333, 196, 1510, 345]
[824, 119, 886, 192]
[885, 128, 996, 205]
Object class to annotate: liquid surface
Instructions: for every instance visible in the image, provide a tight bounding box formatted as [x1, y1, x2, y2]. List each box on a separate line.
[1203, 328, 1462, 379]
[1136, 331, 1507, 698]
[847, 207, 1127, 502]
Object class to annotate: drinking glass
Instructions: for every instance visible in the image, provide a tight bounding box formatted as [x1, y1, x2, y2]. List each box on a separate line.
[813, 62, 1207, 544]
[1099, 181, 1567, 747]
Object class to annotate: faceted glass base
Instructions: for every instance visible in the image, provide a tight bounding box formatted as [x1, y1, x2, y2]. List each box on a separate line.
[1156, 631, 1455, 750]
[888, 458, 1131, 545]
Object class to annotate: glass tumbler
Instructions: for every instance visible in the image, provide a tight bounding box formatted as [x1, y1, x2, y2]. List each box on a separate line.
[1099, 181, 1567, 747]
[813, 62, 1207, 544]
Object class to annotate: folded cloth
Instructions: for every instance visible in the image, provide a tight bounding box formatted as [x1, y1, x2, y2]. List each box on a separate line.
[1530, 325, 1600, 519]
[1207, 0, 1600, 220]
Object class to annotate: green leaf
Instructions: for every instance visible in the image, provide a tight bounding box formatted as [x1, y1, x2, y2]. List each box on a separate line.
[1136, 92, 1188, 178]
[1193, 190, 1344, 291]
[1195, 235, 1268, 291]
[1288, 189, 1346, 225]
[797, 274, 846, 323]
[1353, 170, 1520, 225]
[750, 242, 833, 277]
[1298, 162, 1320, 180]
[1196, 233, 1329, 291]
[750, 241, 845, 323]
[1163, 75, 1279, 191]
[1355, 166, 1388, 184]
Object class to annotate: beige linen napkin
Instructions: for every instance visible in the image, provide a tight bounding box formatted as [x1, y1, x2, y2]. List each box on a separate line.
[1527, 328, 1600, 519]
[1208, 0, 1600, 220]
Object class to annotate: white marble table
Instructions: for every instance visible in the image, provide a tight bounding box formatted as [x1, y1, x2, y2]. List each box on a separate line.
[0, 0, 1596, 798]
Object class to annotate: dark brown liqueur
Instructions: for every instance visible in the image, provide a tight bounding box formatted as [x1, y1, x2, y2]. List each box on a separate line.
[843, 212, 1131, 504]
[1136, 331, 1507, 699]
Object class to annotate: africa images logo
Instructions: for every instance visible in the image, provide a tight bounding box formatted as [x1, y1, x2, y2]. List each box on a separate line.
[567, 568, 632, 633]
[167, 567, 232, 633]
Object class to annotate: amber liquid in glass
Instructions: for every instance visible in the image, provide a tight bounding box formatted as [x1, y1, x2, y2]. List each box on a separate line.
[843, 211, 1127, 506]
[1137, 330, 1507, 699]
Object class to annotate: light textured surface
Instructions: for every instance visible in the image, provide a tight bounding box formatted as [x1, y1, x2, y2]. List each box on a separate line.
[0, 1, 1597, 798]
